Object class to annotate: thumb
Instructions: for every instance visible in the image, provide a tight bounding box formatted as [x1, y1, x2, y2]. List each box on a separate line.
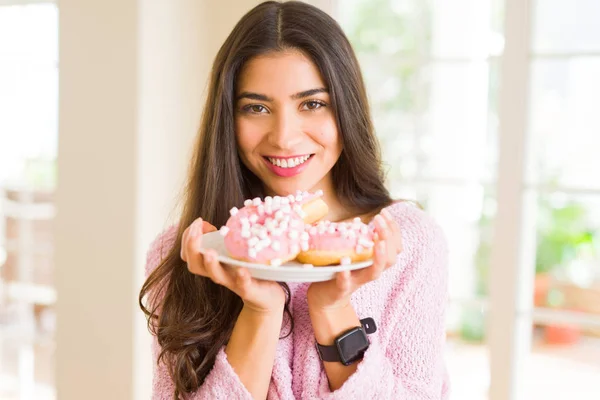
[202, 221, 218, 233]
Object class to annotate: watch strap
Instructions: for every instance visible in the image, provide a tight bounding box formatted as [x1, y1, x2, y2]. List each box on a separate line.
[316, 317, 377, 362]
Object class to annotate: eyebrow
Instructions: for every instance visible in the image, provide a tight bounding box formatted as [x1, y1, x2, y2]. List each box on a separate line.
[236, 87, 329, 102]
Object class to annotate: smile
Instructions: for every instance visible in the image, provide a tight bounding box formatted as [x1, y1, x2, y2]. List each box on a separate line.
[266, 154, 312, 169]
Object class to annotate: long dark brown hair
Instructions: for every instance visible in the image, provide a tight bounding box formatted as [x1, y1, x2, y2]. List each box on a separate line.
[139, 1, 393, 398]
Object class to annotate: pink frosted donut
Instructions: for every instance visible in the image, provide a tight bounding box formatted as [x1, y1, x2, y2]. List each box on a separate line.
[296, 218, 375, 266]
[219, 190, 328, 266]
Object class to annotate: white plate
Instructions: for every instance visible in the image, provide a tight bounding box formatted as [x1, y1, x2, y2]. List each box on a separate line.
[201, 231, 374, 282]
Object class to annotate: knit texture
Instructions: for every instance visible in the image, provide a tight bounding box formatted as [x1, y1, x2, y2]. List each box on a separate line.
[145, 201, 450, 399]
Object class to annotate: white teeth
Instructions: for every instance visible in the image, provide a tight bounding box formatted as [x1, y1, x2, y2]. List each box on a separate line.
[267, 155, 311, 169]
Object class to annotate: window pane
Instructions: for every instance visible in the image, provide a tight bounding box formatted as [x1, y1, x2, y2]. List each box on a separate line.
[526, 58, 600, 189]
[430, 0, 503, 58]
[0, 4, 58, 187]
[518, 190, 600, 398]
[419, 62, 493, 181]
[532, 0, 600, 54]
[338, 0, 427, 57]
[0, 4, 58, 400]
[531, 191, 600, 316]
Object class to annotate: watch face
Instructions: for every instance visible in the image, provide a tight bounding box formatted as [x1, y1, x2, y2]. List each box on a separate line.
[336, 328, 369, 365]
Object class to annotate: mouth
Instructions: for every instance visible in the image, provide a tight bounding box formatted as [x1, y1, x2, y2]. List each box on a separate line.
[262, 154, 314, 177]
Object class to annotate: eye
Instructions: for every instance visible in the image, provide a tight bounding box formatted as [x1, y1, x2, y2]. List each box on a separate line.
[242, 104, 269, 114]
[301, 100, 326, 111]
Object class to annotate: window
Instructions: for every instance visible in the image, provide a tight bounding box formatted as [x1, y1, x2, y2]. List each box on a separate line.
[337, 0, 600, 398]
[0, 2, 58, 400]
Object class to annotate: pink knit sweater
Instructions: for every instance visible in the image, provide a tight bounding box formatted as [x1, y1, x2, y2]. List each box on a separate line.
[145, 201, 450, 399]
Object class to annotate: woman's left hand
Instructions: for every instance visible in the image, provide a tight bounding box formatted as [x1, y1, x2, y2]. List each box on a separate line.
[306, 208, 403, 310]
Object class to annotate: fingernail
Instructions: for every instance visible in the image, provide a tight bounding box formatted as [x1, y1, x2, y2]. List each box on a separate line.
[190, 223, 199, 237]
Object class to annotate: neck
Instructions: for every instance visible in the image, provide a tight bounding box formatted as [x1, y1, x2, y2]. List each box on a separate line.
[309, 175, 361, 223]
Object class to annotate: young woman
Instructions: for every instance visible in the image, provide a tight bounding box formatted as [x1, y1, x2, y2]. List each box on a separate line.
[140, 1, 450, 399]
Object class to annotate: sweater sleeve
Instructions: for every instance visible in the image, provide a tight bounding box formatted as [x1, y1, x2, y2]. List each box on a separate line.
[144, 225, 254, 400]
[314, 203, 451, 400]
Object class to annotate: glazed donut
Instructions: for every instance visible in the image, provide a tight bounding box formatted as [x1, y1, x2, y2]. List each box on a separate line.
[220, 190, 328, 266]
[296, 218, 375, 266]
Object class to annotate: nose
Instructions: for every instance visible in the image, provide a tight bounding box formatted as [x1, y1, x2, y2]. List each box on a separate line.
[267, 108, 303, 150]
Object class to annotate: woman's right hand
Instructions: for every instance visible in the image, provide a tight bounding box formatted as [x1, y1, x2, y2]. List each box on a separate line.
[180, 217, 287, 314]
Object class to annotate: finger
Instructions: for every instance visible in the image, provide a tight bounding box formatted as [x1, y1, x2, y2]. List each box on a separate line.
[182, 217, 215, 262]
[181, 218, 202, 263]
[381, 209, 401, 240]
[180, 226, 190, 261]
[232, 267, 252, 296]
[354, 241, 386, 284]
[381, 209, 403, 255]
[185, 220, 208, 275]
[373, 214, 391, 241]
[202, 249, 233, 287]
[336, 270, 352, 293]
[202, 221, 218, 233]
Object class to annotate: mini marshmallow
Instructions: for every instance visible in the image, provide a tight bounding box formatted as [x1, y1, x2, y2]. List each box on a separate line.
[257, 205, 265, 215]
[248, 248, 257, 259]
[356, 245, 364, 254]
[301, 241, 310, 251]
[288, 230, 299, 239]
[265, 196, 273, 204]
[359, 238, 374, 248]
[271, 241, 281, 251]
[316, 189, 324, 196]
[248, 237, 259, 247]
[241, 230, 251, 239]
[219, 226, 230, 236]
[249, 214, 258, 223]
[274, 210, 284, 220]
[327, 226, 336, 234]
[340, 256, 351, 265]
[252, 197, 261, 206]
[290, 244, 300, 254]
[244, 199, 253, 207]
[271, 229, 282, 237]
[229, 207, 239, 216]
[287, 194, 295, 203]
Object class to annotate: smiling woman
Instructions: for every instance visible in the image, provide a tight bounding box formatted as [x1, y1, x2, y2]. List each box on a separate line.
[139, 2, 449, 399]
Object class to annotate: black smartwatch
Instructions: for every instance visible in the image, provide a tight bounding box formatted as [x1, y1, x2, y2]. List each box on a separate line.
[316, 317, 377, 366]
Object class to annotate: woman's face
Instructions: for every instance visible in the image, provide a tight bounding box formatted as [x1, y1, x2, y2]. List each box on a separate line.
[234, 50, 342, 197]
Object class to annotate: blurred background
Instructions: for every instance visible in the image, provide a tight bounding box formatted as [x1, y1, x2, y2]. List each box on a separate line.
[0, 0, 598, 399]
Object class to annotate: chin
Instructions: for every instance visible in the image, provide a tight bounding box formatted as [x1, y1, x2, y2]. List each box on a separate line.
[264, 177, 319, 196]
